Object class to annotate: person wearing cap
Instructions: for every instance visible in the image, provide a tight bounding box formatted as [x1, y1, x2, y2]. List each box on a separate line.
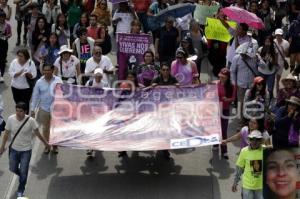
[0, 10, 11, 83]
[53, 45, 81, 85]
[230, 39, 259, 130]
[180, 36, 197, 60]
[274, 74, 300, 110]
[213, 68, 235, 159]
[274, 28, 290, 92]
[273, 96, 300, 148]
[232, 130, 264, 199]
[171, 47, 199, 86]
[31, 64, 62, 154]
[85, 45, 115, 87]
[85, 68, 109, 88]
[243, 76, 270, 121]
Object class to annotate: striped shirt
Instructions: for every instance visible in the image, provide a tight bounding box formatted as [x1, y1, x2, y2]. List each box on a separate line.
[230, 54, 258, 89]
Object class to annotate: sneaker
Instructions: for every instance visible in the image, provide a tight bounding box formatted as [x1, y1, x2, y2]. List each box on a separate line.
[0, 77, 4, 83]
[16, 192, 24, 197]
[86, 150, 93, 156]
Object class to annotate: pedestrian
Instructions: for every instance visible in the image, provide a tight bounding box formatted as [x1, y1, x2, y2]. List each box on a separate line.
[72, 27, 94, 84]
[85, 45, 114, 87]
[257, 35, 278, 99]
[14, 0, 31, 46]
[230, 40, 259, 130]
[92, 0, 111, 28]
[222, 118, 271, 150]
[273, 74, 300, 112]
[213, 68, 236, 159]
[0, 11, 12, 83]
[51, 13, 70, 46]
[171, 47, 199, 86]
[0, 102, 50, 198]
[31, 64, 62, 154]
[232, 130, 264, 199]
[243, 76, 270, 121]
[53, 45, 81, 85]
[133, 50, 160, 87]
[273, 28, 290, 93]
[85, 68, 108, 157]
[273, 96, 300, 148]
[9, 49, 37, 113]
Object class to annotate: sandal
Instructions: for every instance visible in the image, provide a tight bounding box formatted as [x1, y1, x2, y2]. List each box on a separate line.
[52, 147, 58, 154]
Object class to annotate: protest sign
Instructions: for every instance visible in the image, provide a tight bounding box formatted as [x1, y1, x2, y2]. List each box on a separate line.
[205, 18, 237, 42]
[193, 4, 219, 25]
[117, 33, 151, 80]
[50, 84, 222, 151]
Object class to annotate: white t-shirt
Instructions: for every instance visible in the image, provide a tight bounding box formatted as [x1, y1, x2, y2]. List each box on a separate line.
[9, 59, 37, 89]
[85, 56, 114, 85]
[113, 12, 134, 33]
[6, 115, 39, 151]
[53, 55, 80, 78]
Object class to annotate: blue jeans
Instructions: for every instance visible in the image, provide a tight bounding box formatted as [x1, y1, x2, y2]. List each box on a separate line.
[9, 148, 32, 193]
[242, 188, 263, 199]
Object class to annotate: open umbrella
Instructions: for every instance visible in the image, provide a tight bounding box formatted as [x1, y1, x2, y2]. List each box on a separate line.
[148, 3, 196, 31]
[221, 7, 265, 30]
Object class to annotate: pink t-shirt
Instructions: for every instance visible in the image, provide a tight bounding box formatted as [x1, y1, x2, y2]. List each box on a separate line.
[171, 60, 198, 86]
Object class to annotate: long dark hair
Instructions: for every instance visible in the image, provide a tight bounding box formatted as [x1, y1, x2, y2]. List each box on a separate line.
[260, 35, 276, 70]
[55, 13, 68, 30]
[46, 32, 59, 48]
[249, 80, 267, 101]
[248, 118, 265, 133]
[223, 75, 233, 98]
[34, 16, 48, 34]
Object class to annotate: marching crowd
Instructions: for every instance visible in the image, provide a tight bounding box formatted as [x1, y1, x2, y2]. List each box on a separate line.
[0, 0, 299, 198]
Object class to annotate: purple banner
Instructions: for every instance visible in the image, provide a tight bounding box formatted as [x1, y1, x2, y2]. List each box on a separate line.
[117, 33, 151, 80]
[50, 84, 222, 151]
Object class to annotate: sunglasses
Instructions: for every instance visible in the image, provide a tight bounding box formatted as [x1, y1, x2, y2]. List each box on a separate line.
[162, 69, 169, 71]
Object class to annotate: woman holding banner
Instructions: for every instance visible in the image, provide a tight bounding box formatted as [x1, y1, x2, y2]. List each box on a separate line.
[213, 68, 235, 159]
[171, 48, 199, 86]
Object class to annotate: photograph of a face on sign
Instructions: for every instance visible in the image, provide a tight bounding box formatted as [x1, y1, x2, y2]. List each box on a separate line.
[250, 160, 262, 177]
[263, 148, 300, 199]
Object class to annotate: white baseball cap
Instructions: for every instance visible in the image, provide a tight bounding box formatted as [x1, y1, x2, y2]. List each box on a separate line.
[248, 130, 263, 139]
[275, 28, 283, 35]
[94, 68, 103, 76]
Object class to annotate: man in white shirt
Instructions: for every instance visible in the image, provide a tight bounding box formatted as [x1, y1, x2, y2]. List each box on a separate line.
[274, 28, 290, 92]
[85, 46, 114, 87]
[0, 102, 49, 197]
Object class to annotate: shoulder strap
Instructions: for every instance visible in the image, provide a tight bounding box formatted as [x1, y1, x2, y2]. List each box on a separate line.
[274, 42, 285, 60]
[88, 80, 93, 86]
[241, 58, 257, 77]
[9, 116, 30, 149]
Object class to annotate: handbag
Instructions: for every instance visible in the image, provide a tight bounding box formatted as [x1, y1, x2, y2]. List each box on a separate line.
[288, 124, 299, 146]
[274, 42, 289, 70]
[8, 116, 30, 155]
[25, 60, 37, 89]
